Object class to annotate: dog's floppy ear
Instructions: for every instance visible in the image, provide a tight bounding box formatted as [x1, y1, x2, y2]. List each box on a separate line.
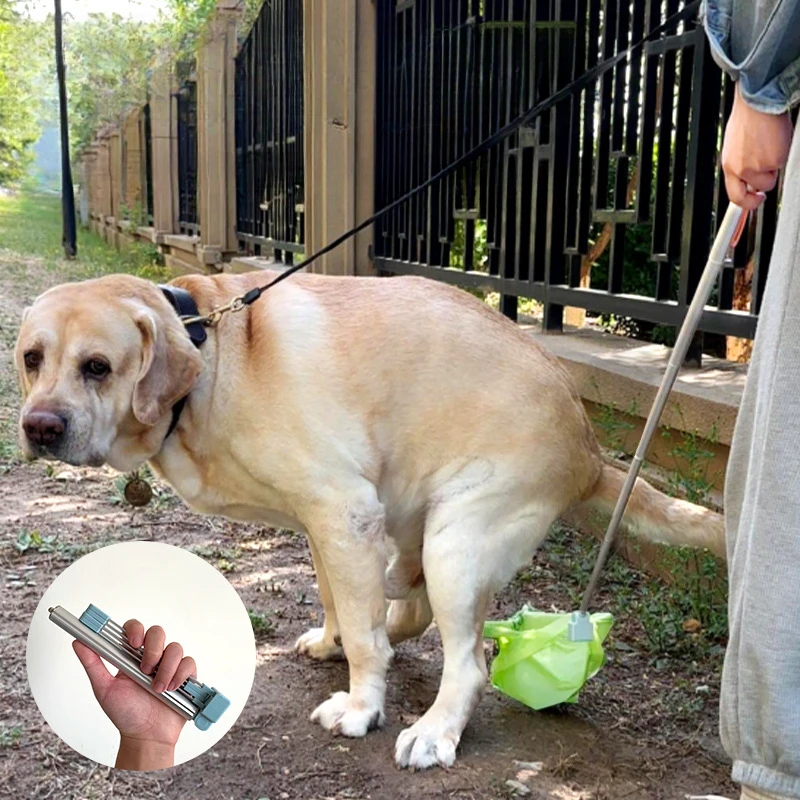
[15, 306, 33, 400]
[132, 308, 204, 427]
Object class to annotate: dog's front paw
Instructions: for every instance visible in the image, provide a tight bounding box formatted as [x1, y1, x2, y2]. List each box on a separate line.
[395, 719, 458, 770]
[310, 691, 384, 737]
[295, 628, 345, 661]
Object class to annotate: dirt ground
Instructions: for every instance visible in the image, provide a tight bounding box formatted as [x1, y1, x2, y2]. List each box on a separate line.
[0, 207, 736, 800]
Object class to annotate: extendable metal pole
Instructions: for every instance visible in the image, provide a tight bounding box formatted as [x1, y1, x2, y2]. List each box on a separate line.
[572, 203, 745, 630]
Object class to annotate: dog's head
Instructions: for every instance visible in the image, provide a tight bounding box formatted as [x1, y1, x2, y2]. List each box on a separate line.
[15, 275, 204, 471]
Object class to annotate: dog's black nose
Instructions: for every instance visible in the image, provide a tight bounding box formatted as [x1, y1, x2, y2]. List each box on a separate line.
[23, 411, 67, 447]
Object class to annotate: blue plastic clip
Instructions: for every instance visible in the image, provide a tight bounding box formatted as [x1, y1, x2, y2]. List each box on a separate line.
[79, 604, 111, 633]
[182, 682, 231, 730]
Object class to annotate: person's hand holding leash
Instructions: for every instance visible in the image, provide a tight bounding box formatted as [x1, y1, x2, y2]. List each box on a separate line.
[72, 619, 197, 771]
[722, 83, 794, 211]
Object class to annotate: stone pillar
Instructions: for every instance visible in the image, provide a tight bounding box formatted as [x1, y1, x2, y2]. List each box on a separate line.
[97, 135, 112, 222]
[78, 156, 89, 227]
[109, 128, 122, 224]
[85, 146, 98, 230]
[303, 0, 376, 275]
[150, 59, 179, 237]
[196, 0, 243, 267]
[122, 108, 144, 220]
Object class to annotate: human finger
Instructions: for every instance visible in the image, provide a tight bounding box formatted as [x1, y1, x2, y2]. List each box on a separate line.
[152, 642, 183, 694]
[724, 173, 764, 211]
[167, 656, 197, 692]
[140, 625, 166, 675]
[740, 168, 779, 194]
[123, 618, 145, 649]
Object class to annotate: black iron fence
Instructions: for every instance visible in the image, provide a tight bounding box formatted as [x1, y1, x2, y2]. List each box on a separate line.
[142, 102, 154, 226]
[177, 78, 199, 236]
[374, 0, 779, 341]
[235, 0, 305, 263]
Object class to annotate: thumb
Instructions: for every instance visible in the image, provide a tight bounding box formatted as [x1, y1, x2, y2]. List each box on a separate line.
[72, 640, 114, 701]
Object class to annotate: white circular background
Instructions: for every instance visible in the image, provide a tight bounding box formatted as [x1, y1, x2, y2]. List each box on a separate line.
[26, 541, 256, 768]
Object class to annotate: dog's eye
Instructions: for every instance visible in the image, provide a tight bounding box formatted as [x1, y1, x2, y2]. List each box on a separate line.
[83, 359, 111, 380]
[24, 351, 42, 371]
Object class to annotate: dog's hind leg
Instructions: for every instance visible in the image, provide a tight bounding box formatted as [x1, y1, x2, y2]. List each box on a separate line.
[394, 491, 557, 770]
[387, 593, 433, 645]
[295, 536, 345, 661]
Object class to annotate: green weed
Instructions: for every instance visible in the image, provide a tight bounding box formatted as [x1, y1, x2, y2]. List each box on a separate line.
[662, 414, 720, 504]
[14, 529, 59, 555]
[248, 609, 277, 638]
[590, 390, 639, 458]
[0, 726, 22, 747]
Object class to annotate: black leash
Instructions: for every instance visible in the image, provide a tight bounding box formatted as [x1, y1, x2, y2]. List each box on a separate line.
[182, 0, 702, 328]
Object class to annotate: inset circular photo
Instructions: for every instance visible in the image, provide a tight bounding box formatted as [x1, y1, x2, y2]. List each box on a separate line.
[26, 541, 256, 771]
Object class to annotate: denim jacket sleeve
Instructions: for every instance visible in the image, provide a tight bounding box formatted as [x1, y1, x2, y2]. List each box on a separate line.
[702, 0, 800, 113]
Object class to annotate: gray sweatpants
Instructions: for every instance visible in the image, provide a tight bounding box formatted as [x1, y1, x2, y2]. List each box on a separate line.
[721, 123, 800, 796]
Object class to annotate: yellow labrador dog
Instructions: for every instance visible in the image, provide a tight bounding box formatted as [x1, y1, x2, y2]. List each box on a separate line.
[15, 272, 723, 769]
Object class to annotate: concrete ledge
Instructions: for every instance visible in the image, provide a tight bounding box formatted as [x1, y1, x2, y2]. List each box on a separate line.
[164, 251, 205, 275]
[528, 327, 745, 446]
[162, 234, 200, 254]
[135, 226, 157, 242]
[197, 245, 225, 268]
[225, 255, 285, 274]
[117, 232, 137, 249]
[139, 227, 169, 245]
[527, 326, 745, 493]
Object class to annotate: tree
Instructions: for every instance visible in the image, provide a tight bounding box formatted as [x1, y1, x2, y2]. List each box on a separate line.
[161, 0, 264, 64]
[3, 0, 267, 179]
[58, 1, 265, 155]
[0, 0, 40, 186]
[63, 12, 161, 155]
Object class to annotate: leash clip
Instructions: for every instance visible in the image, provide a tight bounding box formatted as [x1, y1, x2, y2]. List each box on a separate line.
[181, 294, 248, 330]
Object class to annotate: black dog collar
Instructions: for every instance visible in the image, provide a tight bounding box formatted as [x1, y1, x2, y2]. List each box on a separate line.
[159, 285, 207, 438]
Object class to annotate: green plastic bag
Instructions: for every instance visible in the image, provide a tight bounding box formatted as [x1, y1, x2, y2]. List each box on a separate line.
[483, 605, 613, 710]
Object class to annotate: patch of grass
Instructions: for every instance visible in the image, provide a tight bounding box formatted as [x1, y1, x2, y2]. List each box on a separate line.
[191, 543, 241, 574]
[662, 412, 720, 504]
[248, 609, 277, 638]
[0, 192, 170, 287]
[538, 523, 726, 660]
[14, 529, 60, 555]
[0, 437, 19, 474]
[0, 726, 22, 747]
[649, 546, 728, 644]
[587, 377, 640, 458]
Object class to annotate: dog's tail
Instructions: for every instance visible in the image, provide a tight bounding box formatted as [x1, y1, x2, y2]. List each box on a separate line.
[581, 464, 725, 559]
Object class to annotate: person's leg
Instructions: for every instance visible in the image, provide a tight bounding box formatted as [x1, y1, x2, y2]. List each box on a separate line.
[742, 789, 794, 800]
[722, 125, 800, 799]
